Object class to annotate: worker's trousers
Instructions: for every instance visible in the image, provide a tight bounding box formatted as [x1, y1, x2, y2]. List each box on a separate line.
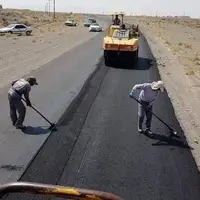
[138, 100, 153, 129]
[8, 94, 26, 126]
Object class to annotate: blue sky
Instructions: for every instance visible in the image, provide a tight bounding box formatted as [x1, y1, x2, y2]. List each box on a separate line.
[1, 0, 199, 18]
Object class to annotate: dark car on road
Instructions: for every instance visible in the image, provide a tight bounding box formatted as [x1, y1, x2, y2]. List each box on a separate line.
[84, 18, 97, 27]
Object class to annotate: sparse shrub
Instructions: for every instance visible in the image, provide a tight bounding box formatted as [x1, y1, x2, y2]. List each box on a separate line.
[184, 44, 192, 49]
[2, 18, 8, 26]
[165, 41, 170, 45]
[185, 67, 195, 75]
[194, 55, 200, 62]
[18, 20, 31, 26]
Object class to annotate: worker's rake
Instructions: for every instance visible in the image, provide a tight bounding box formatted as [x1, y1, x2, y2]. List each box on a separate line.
[130, 96, 180, 138]
[21, 98, 57, 131]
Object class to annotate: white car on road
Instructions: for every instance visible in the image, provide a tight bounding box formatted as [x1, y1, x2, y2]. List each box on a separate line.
[64, 19, 77, 26]
[0, 24, 32, 35]
[89, 23, 102, 32]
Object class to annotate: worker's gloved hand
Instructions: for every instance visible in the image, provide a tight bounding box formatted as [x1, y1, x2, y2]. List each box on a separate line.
[26, 101, 32, 107]
[146, 104, 152, 110]
[129, 91, 134, 98]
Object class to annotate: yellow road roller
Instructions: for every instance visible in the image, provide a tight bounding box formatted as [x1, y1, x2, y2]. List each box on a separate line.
[103, 12, 139, 66]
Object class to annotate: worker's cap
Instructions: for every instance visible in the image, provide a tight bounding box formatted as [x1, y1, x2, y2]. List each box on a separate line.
[26, 76, 38, 85]
[151, 80, 164, 92]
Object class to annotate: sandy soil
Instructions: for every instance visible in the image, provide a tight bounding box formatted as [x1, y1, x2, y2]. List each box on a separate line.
[0, 9, 78, 27]
[125, 16, 200, 169]
[0, 9, 106, 88]
[126, 16, 200, 75]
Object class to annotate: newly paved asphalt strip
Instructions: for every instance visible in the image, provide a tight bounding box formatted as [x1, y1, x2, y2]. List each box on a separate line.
[3, 34, 200, 200]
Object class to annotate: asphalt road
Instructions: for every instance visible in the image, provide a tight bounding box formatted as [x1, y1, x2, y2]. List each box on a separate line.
[3, 32, 200, 200]
[0, 30, 104, 184]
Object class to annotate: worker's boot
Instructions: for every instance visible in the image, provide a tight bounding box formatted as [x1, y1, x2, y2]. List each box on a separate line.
[15, 124, 26, 129]
[145, 128, 153, 135]
[138, 127, 143, 133]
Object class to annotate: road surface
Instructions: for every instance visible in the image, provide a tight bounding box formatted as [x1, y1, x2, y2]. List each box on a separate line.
[3, 32, 200, 200]
[0, 30, 105, 184]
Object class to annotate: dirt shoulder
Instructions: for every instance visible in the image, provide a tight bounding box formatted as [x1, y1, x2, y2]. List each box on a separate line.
[126, 16, 200, 170]
[0, 9, 106, 88]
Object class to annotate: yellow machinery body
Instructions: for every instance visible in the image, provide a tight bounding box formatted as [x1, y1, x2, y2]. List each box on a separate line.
[103, 14, 139, 66]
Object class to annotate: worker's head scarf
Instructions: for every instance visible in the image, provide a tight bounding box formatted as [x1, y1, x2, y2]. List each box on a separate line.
[151, 81, 164, 92]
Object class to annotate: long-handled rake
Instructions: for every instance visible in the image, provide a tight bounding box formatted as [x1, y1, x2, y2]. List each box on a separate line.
[21, 98, 57, 131]
[130, 96, 179, 138]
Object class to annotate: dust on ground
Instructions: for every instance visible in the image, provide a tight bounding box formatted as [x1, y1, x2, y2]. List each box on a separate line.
[125, 15, 200, 170]
[0, 9, 104, 88]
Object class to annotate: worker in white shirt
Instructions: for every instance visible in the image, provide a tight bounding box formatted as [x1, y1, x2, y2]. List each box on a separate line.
[8, 76, 38, 129]
[129, 81, 164, 134]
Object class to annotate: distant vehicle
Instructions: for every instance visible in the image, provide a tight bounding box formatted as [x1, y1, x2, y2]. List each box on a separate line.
[64, 19, 77, 26]
[0, 24, 32, 35]
[84, 18, 97, 27]
[89, 23, 103, 32]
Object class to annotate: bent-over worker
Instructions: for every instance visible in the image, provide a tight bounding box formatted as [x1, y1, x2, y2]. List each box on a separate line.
[129, 81, 164, 134]
[8, 76, 38, 129]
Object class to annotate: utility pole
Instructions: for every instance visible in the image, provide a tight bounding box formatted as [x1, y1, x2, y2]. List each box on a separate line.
[53, 0, 55, 18]
[48, 0, 51, 16]
[45, 3, 48, 13]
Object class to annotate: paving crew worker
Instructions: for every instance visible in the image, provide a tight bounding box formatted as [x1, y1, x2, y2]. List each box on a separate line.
[8, 76, 38, 129]
[129, 81, 164, 134]
[113, 15, 121, 25]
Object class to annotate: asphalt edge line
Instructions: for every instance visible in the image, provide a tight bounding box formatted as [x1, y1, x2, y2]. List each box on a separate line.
[56, 29, 108, 125]
[56, 56, 105, 126]
[15, 55, 107, 184]
[55, 60, 109, 186]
